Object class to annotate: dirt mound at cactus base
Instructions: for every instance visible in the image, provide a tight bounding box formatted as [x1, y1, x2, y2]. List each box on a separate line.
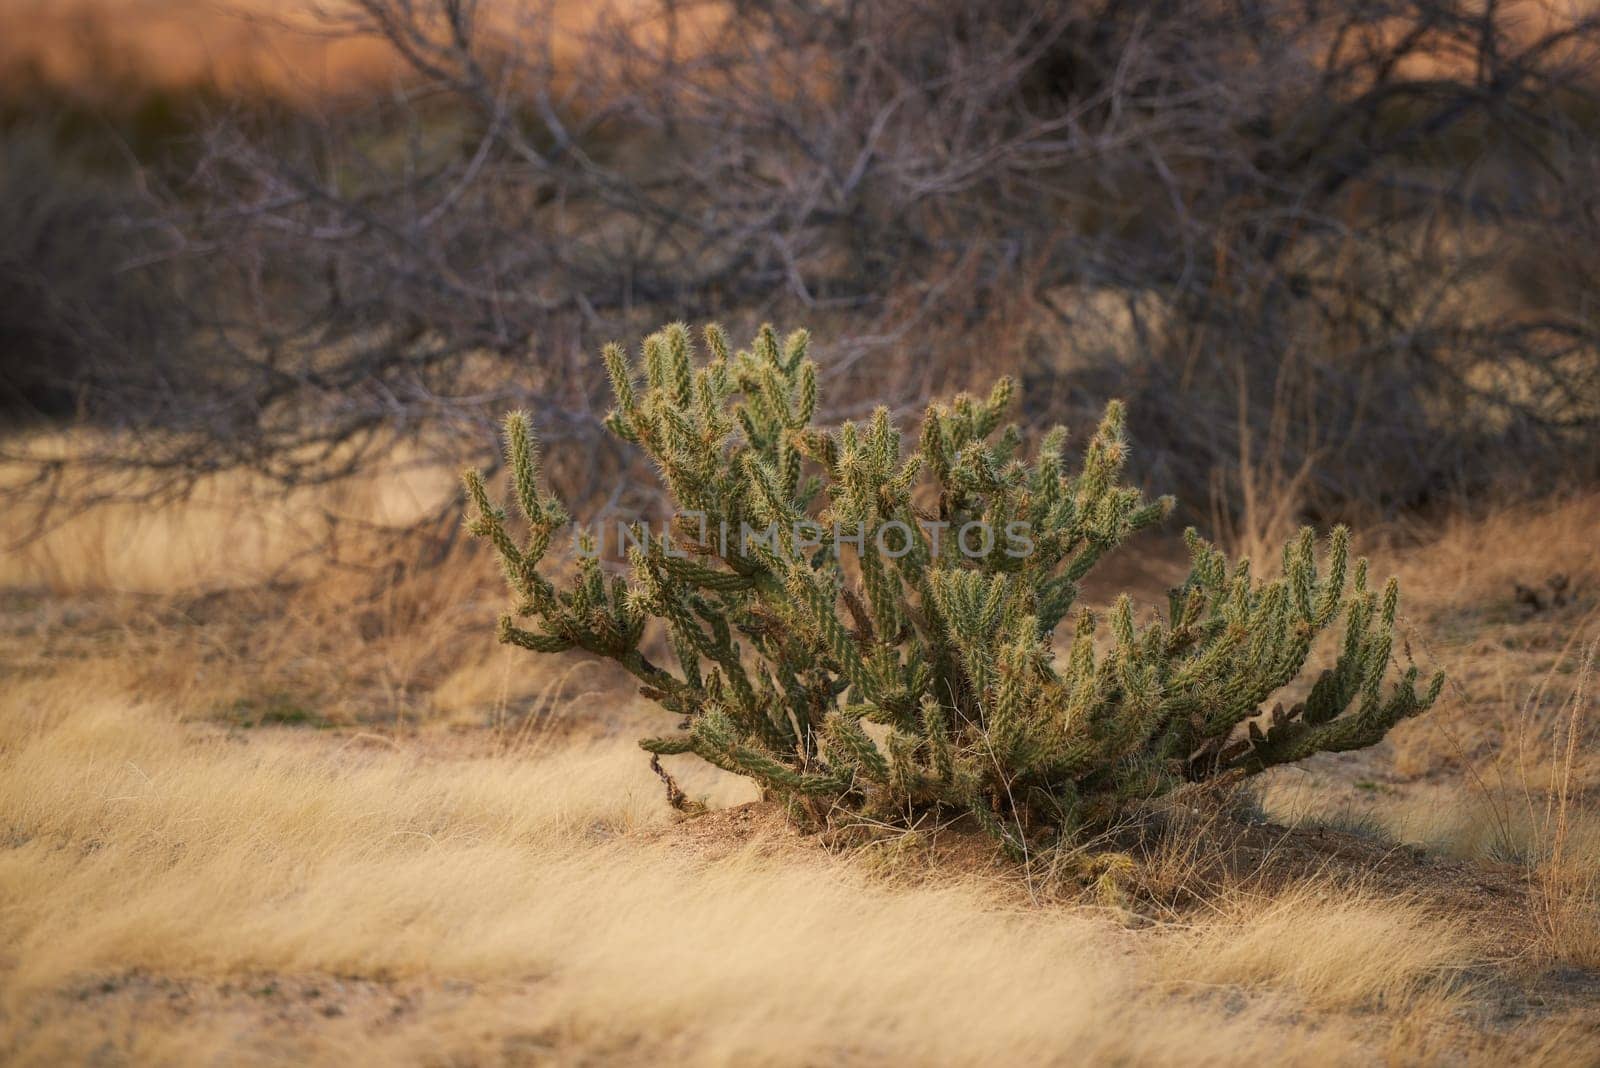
[654, 797, 1525, 915]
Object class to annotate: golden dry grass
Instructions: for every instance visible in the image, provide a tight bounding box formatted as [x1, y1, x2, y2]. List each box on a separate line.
[1158, 884, 1476, 1010]
[1, 456, 1597, 1063]
[0, 433, 458, 595]
[0, 675, 1499, 1066]
[1248, 492, 1600, 979]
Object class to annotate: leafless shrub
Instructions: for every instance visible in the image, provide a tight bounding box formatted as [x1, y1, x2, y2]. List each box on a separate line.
[13, 0, 1600, 525]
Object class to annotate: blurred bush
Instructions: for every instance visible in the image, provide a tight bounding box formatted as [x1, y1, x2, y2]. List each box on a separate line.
[5, 0, 1600, 526]
[0, 118, 181, 419]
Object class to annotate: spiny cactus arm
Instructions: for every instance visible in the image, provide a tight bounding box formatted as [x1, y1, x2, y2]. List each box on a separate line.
[972, 375, 1015, 439]
[1198, 581, 1301, 737]
[742, 454, 806, 548]
[602, 344, 641, 442]
[1228, 667, 1445, 773]
[824, 710, 890, 783]
[727, 325, 820, 468]
[689, 705, 848, 796]
[1314, 526, 1352, 625]
[1300, 579, 1385, 724]
[663, 322, 695, 406]
[1035, 575, 1081, 636]
[918, 695, 958, 783]
[466, 428, 696, 693]
[670, 623, 704, 691]
[1155, 527, 1350, 743]
[502, 412, 556, 529]
[1028, 612, 1112, 777]
[989, 616, 1035, 739]
[787, 569, 876, 699]
[1161, 618, 1249, 718]
[630, 545, 707, 644]
[1019, 410, 1174, 631]
[631, 544, 777, 725]
[727, 742, 848, 795]
[700, 661, 770, 741]
[859, 547, 907, 641]
[463, 468, 531, 590]
[498, 613, 692, 713]
[465, 454, 697, 707]
[497, 617, 575, 653]
[1213, 571, 1442, 777]
[926, 569, 1013, 702]
[1086, 597, 1186, 763]
[606, 324, 786, 534]
[640, 734, 698, 756]
[918, 402, 950, 484]
[820, 415, 921, 639]
[1164, 528, 1230, 646]
[966, 796, 1028, 860]
[658, 553, 759, 593]
[1071, 400, 1130, 513]
[884, 728, 955, 806]
[916, 379, 1018, 523]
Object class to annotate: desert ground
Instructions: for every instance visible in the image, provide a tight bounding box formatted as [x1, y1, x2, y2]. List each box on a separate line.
[1, 461, 1595, 1065]
[4, 0, 1600, 1063]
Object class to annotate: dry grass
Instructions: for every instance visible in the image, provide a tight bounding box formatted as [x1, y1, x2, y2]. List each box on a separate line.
[1249, 493, 1600, 976]
[1159, 884, 1476, 1010]
[2, 458, 1598, 1062]
[1531, 643, 1600, 967]
[0, 435, 458, 595]
[0, 674, 1500, 1066]
[0, 440, 530, 726]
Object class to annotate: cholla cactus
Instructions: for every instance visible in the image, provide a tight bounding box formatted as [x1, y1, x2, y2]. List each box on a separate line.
[465, 324, 1444, 855]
